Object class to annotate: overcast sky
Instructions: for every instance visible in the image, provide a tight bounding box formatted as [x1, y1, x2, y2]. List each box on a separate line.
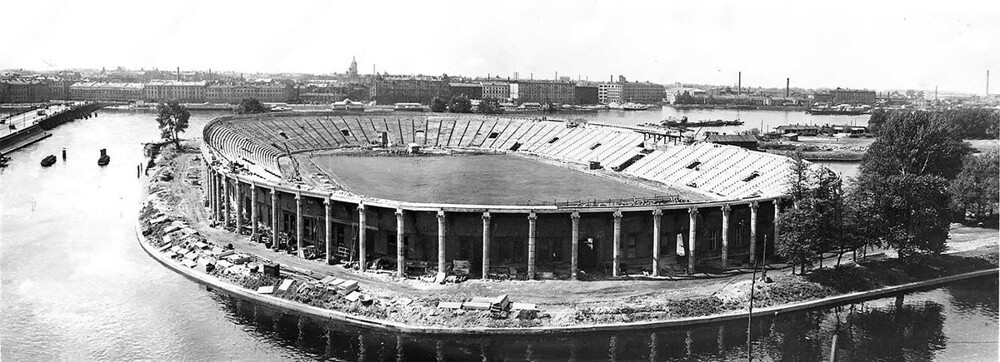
[3, 0, 997, 93]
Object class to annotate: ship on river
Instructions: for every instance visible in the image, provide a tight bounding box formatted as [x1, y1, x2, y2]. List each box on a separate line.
[660, 116, 743, 127]
[806, 104, 872, 115]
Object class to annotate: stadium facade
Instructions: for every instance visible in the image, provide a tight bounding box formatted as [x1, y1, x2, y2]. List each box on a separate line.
[203, 112, 800, 280]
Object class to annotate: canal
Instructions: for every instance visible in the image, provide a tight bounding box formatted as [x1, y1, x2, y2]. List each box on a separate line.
[1, 109, 994, 361]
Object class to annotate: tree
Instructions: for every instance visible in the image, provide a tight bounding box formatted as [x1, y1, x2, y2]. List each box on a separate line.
[234, 97, 270, 115]
[155, 100, 190, 148]
[776, 207, 823, 274]
[849, 173, 951, 257]
[430, 97, 448, 112]
[477, 98, 503, 114]
[949, 149, 1000, 223]
[942, 108, 1000, 140]
[860, 110, 971, 180]
[849, 110, 967, 258]
[448, 95, 472, 113]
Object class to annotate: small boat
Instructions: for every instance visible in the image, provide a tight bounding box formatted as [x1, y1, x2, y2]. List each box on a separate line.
[41, 155, 57, 167]
[98, 148, 110, 166]
[622, 102, 650, 111]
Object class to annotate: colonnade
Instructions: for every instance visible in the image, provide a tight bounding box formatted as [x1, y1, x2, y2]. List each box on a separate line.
[205, 166, 780, 279]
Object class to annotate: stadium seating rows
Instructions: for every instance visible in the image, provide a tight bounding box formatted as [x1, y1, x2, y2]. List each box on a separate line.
[205, 114, 795, 199]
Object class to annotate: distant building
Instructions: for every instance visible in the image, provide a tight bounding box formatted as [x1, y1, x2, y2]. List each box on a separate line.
[622, 81, 665, 103]
[831, 88, 876, 105]
[205, 82, 294, 103]
[449, 82, 482, 100]
[369, 75, 448, 105]
[0, 79, 51, 103]
[144, 80, 207, 102]
[481, 81, 510, 101]
[574, 84, 599, 105]
[598, 83, 622, 104]
[69, 82, 144, 102]
[509, 80, 575, 105]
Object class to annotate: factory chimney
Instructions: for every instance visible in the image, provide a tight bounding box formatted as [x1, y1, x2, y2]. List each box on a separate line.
[786, 78, 790, 98]
[738, 72, 741, 94]
[177, 67, 181, 81]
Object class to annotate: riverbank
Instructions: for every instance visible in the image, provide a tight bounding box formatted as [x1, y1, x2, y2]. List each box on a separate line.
[137, 139, 999, 333]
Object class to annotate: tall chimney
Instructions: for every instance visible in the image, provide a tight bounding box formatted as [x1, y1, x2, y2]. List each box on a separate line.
[555, 71, 558, 80]
[738, 71, 741, 94]
[786, 78, 790, 98]
[530, 72, 533, 80]
[177, 67, 181, 81]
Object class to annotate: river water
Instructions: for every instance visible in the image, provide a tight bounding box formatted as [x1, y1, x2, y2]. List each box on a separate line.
[1, 109, 994, 361]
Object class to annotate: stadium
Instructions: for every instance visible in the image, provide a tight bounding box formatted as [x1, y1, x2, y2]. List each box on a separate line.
[202, 111, 796, 280]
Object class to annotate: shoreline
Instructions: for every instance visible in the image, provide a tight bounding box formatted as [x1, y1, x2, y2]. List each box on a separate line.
[136, 215, 997, 335]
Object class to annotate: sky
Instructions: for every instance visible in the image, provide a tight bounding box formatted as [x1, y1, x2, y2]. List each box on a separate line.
[2, 0, 998, 93]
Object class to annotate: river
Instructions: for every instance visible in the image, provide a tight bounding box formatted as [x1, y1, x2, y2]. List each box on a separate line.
[1, 109, 994, 361]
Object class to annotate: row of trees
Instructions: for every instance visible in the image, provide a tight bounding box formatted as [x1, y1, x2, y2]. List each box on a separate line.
[431, 96, 503, 114]
[868, 108, 999, 140]
[776, 110, 998, 273]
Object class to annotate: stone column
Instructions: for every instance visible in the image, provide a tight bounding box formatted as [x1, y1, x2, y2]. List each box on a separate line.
[570, 211, 580, 280]
[271, 189, 279, 250]
[325, 199, 333, 265]
[207, 169, 215, 219]
[235, 180, 243, 235]
[358, 204, 367, 271]
[437, 210, 446, 275]
[652, 209, 662, 277]
[396, 208, 405, 277]
[223, 176, 231, 228]
[251, 183, 259, 235]
[295, 192, 303, 258]
[750, 201, 759, 264]
[527, 211, 537, 280]
[481, 212, 491, 280]
[772, 198, 781, 257]
[721, 204, 731, 269]
[688, 207, 698, 274]
[612, 210, 622, 277]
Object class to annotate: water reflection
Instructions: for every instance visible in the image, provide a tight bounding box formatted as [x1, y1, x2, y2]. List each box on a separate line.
[208, 276, 996, 361]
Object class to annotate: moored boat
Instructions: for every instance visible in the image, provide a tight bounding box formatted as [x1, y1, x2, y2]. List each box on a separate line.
[41, 155, 56, 167]
[661, 116, 744, 127]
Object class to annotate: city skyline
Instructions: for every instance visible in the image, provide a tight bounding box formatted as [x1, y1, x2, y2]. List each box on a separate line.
[3, 0, 998, 94]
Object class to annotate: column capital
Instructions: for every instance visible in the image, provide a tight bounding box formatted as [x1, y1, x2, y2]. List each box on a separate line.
[396, 207, 404, 217]
[437, 209, 446, 219]
[323, 197, 331, 205]
[613, 210, 622, 219]
[270, 188, 278, 196]
[571, 211, 581, 220]
[528, 211, 537, 221]
[357, 202, 365, 211]
[652, 208, 663, 217]
[721, 203, 731, 214]
[750, 201, 759, 211]
[250, 181, 256, 189]
[482, 211, 491, 220]
[688, 206, 699, 215]
[295, 192, 302, 201]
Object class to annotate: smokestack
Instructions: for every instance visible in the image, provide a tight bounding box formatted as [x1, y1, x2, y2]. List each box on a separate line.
[530, 72, 533, 80]
[555, 71, 558, 80]
[935, 85, 938, 100]
[786, 78, 790, 98]
[177, 67, 181, 81]
[738, 71, 741, 95]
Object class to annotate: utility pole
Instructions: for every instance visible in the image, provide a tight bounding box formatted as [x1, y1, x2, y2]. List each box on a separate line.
[747, 259, 759, 361]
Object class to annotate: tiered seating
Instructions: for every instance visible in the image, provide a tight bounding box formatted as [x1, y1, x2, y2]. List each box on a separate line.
[207, 114, 801, 199]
